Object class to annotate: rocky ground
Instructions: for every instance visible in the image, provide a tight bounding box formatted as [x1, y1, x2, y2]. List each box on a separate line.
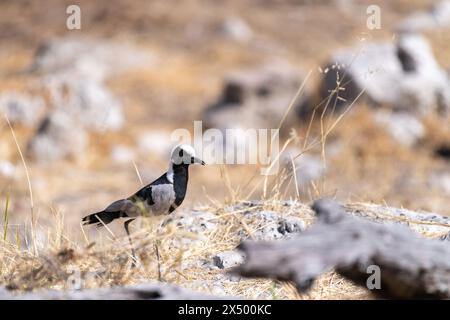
[0, 200, 370, 299]
[0, 0, 449, 299]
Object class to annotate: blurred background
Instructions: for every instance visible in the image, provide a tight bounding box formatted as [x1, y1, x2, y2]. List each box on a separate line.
[0, 0, 449, 240]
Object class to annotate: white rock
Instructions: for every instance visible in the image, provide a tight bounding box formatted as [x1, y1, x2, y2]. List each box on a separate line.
[204, 61, 308, 130]
[397, 0, 450, 32]
[428, 170, 450, 195]
[374, 110, 425, 147]
[209, 284, 228, 296]
[320, 34, 450, 116]
[278, 216, 307, 235]
[27, 37, 154, 135]
[138, 131, 175, 160]
[282, 149, 327, 185]
[176, 210, 218, 234]
[48, 78, 124, 132]
[203, 63, 309, 165]
[221, 17, 253, 42]
[242, 210, 306, 241]
[0, 161, 15, 178]
[30, 37, 152, 82]
[0, 92, 46, 126]
[27, 112, 88, 163]
[212, 250, 246, 269]
[111, 145, 135, 164]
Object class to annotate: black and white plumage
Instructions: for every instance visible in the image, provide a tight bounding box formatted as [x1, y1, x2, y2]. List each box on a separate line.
[82, 144, 205, 263]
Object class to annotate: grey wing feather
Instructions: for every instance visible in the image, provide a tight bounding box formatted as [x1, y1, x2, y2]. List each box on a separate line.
[149, 184, 176, 215]
[105, 199, 141, 217]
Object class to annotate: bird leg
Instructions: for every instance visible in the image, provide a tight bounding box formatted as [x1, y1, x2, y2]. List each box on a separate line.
[154, 241, 163, 281]
[160, 216, 174, 228]
[124, 218, 137, 267]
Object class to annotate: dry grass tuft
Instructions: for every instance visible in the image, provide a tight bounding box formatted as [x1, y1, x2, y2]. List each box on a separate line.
[0, 196, 372, 299]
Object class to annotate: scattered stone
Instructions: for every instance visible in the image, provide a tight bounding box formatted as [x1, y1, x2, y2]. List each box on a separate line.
[111, 145, 135, 164]
[0, 161, 15, 179]
[428, 169, 450, 195]
[212, 250, 246, 269]
[397, 0, 450, 32]
[434, 145, 450, 161]
[0, 92, 46, 126]
[282, 149, 327, 185]
[278, 216, 305, 235]
[209, 283, 228, 296]
[184, 280, 230, 297]
[0, 282, 228, 300]
[204, 62, 309, 130]
[242, 210, 305, 241]
[333, 0, 357, 11]
[48, 78, 124, 132]
[176, 210, 218, 234]
[319, 34, 450, 117]
[374, 110, 425, 147]
[345, 202, 450, 236]
[441, 231, 450, 241]
[27, 112, 88, 163]
[21, 37, 154, 162]
[137, 131, 174, 160]
[29, 37, 152, 82]
[221, 17, 253, 42]
[21, 37, 153, 162]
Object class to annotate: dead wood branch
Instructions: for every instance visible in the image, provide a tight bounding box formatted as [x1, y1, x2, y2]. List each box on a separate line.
[233, 198, 450, 299]
[0, 282, 231, 300]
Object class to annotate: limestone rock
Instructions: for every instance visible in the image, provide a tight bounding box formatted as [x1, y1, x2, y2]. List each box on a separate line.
[319, 34, 450, 117]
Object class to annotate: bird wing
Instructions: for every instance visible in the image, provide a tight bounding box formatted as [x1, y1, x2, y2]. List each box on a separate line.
[104, 199, 145, 217]
[131, 172, 171, 204]
[84, 172, 177, 226]
[149, 184, 176, 215]
[130, 172, 176, 216]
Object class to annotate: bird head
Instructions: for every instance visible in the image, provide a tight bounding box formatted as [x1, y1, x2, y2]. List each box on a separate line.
[170, 144, 205, 166]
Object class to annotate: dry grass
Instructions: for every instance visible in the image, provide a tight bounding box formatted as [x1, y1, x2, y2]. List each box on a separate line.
[0, 0, 449, 300]
[0, 89, 381, 299]
[0, 194, 373, 299]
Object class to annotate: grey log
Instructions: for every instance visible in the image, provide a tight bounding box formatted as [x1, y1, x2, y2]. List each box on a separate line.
[233, 198, 450, 299]
[0, 282, 231, 300]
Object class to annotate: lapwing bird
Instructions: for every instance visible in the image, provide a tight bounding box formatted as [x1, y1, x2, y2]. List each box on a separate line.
[82, 144, 205, 264]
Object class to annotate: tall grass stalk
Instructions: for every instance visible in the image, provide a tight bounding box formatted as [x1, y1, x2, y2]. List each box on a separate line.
[3, 113, 37, 255]
[3, 192, 10, 242]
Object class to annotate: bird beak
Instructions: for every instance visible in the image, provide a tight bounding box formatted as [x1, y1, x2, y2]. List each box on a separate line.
[191, 156, 206, 165]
